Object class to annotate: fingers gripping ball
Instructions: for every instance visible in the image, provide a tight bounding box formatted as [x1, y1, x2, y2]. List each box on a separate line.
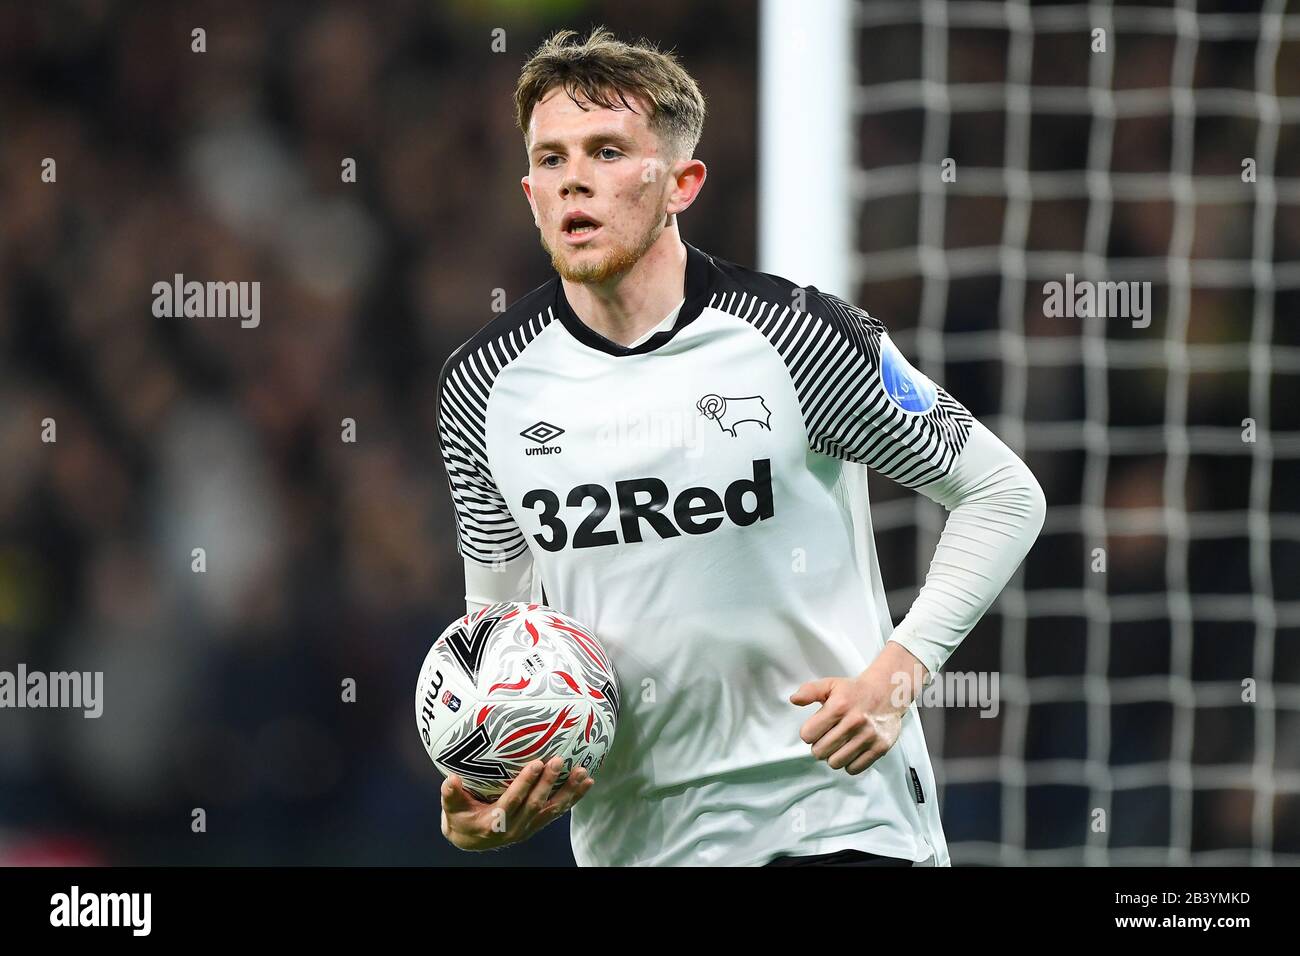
[416, 602, 620, 800]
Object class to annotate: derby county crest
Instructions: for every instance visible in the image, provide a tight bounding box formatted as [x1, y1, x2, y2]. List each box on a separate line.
[697, 393, 773, 437]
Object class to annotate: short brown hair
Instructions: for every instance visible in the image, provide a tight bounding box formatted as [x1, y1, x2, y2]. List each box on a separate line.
[515, 26, 706, 161]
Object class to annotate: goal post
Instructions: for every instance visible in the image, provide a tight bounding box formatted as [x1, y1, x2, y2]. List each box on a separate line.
[758, 0, 854, 294]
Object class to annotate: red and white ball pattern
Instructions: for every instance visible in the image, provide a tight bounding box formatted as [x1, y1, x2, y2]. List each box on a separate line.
[416, 602, 620, 801]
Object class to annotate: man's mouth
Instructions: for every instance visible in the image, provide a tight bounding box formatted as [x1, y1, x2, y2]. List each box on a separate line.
[560, 211, 603, 244]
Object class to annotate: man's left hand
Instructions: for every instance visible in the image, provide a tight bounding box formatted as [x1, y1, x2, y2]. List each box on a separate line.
[789, 641, 929, 775]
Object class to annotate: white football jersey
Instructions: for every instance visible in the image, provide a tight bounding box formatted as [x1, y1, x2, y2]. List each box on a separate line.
[437, 241, 982, 866]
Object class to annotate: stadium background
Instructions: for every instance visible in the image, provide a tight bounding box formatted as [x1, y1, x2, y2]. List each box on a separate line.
[0, 0, 1296, 865]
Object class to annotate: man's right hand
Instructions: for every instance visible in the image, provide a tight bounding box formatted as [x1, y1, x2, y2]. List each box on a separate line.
[440, 755, 595, 851]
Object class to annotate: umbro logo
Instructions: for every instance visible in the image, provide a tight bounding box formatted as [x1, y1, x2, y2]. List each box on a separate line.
[522, 421, 564, 456]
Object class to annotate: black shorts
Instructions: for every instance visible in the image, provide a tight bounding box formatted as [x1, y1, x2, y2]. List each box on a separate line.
[763, 848, 914, 867]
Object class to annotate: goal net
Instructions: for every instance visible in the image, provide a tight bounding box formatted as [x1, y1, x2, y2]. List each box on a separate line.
[761, 0, 1299, 864]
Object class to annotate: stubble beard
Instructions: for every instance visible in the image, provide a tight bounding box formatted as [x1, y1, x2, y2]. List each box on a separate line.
[542, 219, 661, 285]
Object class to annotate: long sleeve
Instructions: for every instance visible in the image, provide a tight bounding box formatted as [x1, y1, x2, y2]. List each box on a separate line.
[800, 289, 1046, 674]
[888, 418, 1046, 674]
[463, 552, 536, 618]
[438, 345, 537, 615]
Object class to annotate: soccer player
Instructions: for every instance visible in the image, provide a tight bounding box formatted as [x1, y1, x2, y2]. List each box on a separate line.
[435, 27, 1046, 866]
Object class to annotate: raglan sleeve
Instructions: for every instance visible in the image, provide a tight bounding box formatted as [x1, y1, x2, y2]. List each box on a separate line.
[805, 291, 1047, 675]
[437, 349, 537, 616]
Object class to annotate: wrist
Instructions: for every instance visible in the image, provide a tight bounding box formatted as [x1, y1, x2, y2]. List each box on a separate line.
[866, 640, 929, 712]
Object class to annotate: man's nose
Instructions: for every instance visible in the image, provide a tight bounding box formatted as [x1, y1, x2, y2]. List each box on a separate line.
[560, 162, 592, 198]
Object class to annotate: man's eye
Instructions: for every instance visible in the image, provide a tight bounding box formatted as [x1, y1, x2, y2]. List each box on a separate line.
[598, 147, 622, 160]
[541, 155, 561, 168]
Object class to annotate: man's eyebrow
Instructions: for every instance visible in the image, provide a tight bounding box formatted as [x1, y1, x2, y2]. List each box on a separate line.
[530, 131, 638, 155]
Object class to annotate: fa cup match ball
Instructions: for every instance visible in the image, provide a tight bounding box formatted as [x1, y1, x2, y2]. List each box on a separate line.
[416, 602, 620, 800]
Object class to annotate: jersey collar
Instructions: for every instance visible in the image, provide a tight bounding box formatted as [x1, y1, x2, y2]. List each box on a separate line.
[553, 240, 716, 357]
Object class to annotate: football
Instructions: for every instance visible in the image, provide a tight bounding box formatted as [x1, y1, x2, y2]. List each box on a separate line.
[415, 602, 620, 801]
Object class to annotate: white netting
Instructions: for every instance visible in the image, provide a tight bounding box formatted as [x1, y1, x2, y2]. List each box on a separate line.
[849, 0, 1298, 864]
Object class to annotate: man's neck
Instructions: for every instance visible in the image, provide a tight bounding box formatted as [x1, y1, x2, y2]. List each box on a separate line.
[560, 231, 688, 348]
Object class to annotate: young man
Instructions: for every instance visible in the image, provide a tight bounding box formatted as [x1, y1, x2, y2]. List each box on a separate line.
[435, 27, 1046, 866]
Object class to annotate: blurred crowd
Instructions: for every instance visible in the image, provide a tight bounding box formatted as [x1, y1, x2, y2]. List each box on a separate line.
[0, 0, 1295, 864]
[0, 0, 757, 866]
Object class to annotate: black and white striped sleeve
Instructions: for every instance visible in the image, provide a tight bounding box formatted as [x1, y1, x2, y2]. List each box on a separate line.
[437, 346, 529, 568]
[798, 291, 974, 487]
[801, 294, 1043, 673]
[717, 281, 1043, 672]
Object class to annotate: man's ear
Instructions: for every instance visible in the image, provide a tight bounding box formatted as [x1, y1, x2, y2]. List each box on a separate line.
[521, 176, 540, 226]
[665, 159, 707, 218]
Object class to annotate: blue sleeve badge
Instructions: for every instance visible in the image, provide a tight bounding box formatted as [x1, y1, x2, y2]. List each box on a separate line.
[879, 332, 938, 414]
